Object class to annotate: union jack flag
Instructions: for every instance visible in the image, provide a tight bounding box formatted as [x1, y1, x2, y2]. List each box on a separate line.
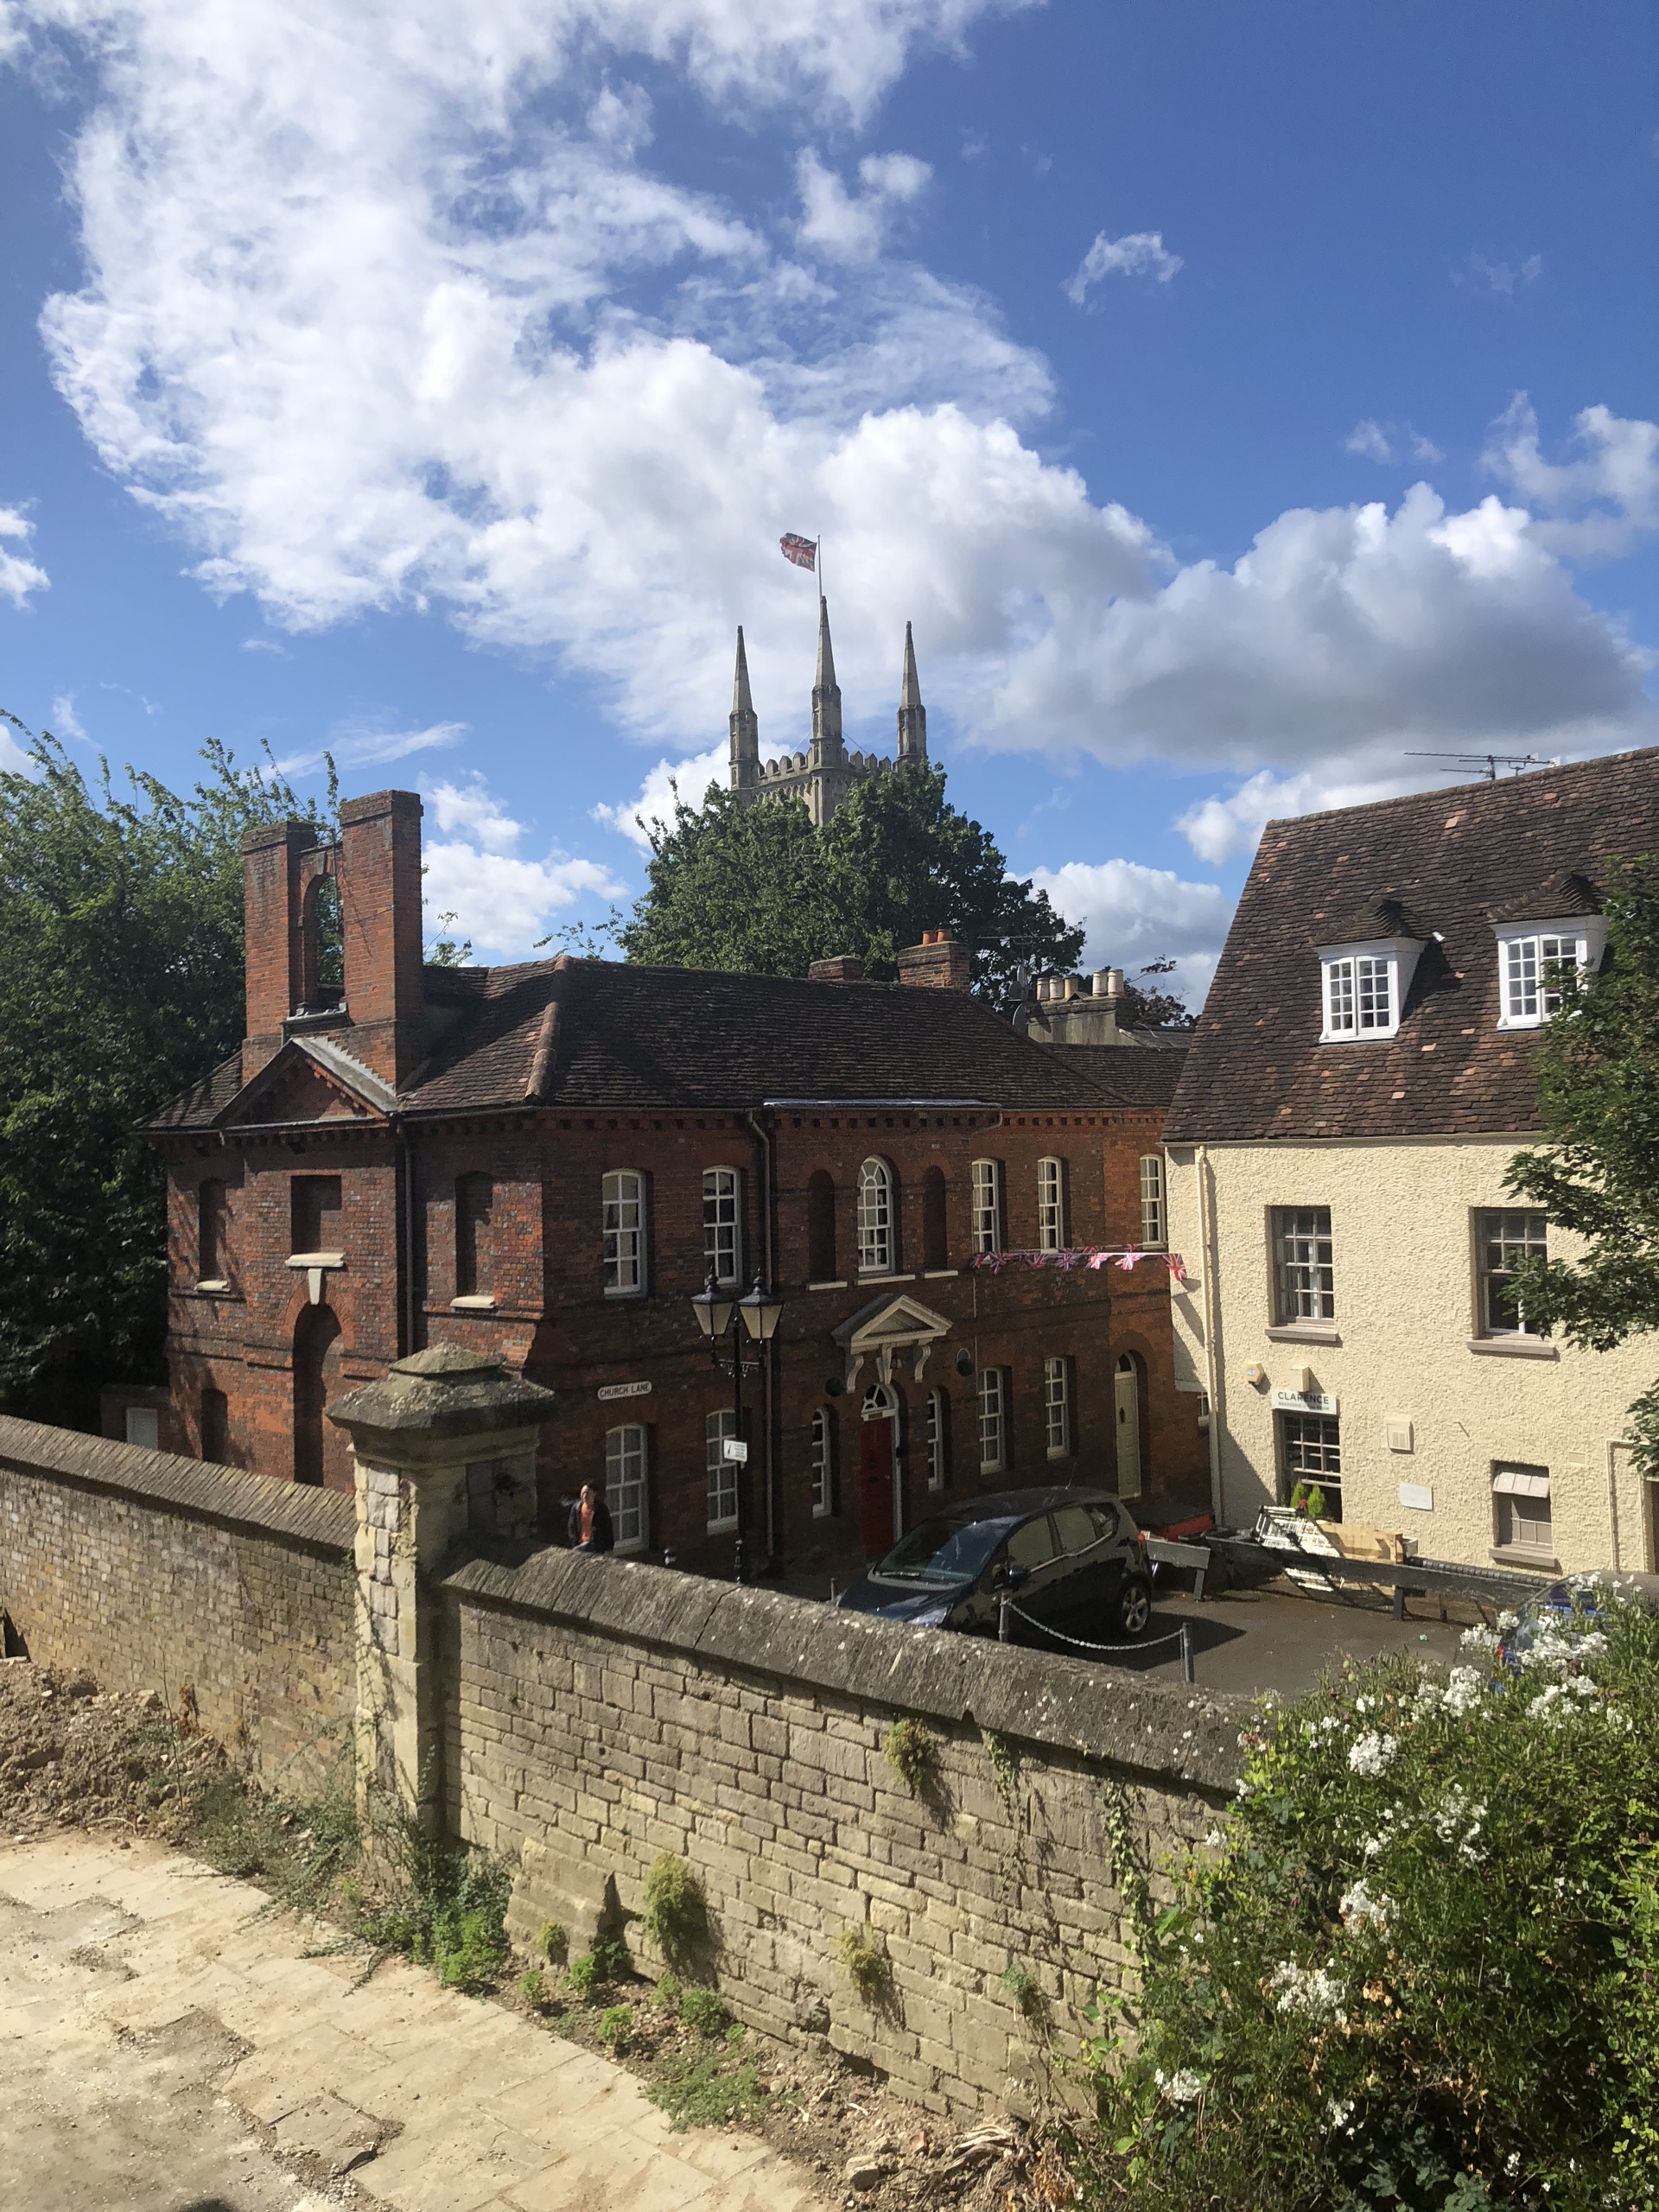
[779, 532, 817, 572]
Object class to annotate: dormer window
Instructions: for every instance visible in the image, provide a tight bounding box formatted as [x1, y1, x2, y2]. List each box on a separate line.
[1318, 898, 1426, 1045]
[1319, 938, 1423, 1043]
[1494, 918, 1606, 1029]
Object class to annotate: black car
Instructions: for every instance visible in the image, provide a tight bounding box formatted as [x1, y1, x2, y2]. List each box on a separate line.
[832, 1486, 1153, 1646]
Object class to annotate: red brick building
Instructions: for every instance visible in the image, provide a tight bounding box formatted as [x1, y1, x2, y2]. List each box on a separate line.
[143, 789, 1206, 1580]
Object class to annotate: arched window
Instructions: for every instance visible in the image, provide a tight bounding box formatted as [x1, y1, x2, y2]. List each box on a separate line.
[602, 1170, 645, 1295]
[810, 1408, 838, 1517]
[702, 1166, 742, 1287]
[856, 1158, 894, 1276]
[925, 1389, 949, 1491]
[292, 1303, 343, 1489]
[807, 1171, 837, 1281]
[300, 869, 344, 1011]
[1037, 1157, 1066, 1252]
[605, 1424, 649, 1552]
[921, 1166, 948, 1272]
[970, 1160, 1001, 1255]
[1114, 1352, 1144, 1500]
[197, 1179, 227, 1285]
[454, 1172, 493, 1298]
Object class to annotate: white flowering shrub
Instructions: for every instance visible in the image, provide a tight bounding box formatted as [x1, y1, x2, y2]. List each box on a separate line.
[1083, 1591, 1659, 2209]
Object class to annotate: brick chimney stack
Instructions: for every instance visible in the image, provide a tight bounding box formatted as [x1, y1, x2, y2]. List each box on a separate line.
[338, 791, 426, 1087]
[242, 818, 326, 1072]
[808, 953, 866, 983]
[895, 928, 972, 991]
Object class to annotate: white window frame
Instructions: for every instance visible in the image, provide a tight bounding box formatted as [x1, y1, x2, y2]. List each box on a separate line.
[1493, 1465, 1553, 1557]
[605, 1424, 649, 1553]
[1494, 918, 1606, 1030]
[706, 1408, 740, 1531]
[1139, 1154, 1166, 1249]
[810, 1408, 836, 1517]
[925, 1388, 947, 1491]
[1279, 1410, 1342, 1517]
[1037, 1157, 1065, 1252]
[702, 1166, 742, 1287]
[1318, 936, 1422, 1044]
[1273, 1205, 1335, 1322]
[977, 1367, 1007, 1473]
[1044, 1356, 1071, 1459]
[1474, 1208, 1548, 1337]
[856, 1157, 894, 1276]
[970, 1159, 1002, 1255]
[602, 1169, 645, 1296]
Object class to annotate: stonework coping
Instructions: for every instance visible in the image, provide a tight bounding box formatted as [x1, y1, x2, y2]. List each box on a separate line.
[328, 1344, 556, 1441]
[444, 1547, 1245, 1793]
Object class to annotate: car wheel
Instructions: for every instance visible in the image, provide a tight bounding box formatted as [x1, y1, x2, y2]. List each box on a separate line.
[1115, 1579, 1153, 1638]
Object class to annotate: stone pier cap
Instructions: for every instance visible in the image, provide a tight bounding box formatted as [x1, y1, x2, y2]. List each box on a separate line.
[328, 1344, 556, 1444]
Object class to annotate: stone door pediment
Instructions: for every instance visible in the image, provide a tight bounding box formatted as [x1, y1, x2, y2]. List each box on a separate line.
[831, 1291, 952, 1387]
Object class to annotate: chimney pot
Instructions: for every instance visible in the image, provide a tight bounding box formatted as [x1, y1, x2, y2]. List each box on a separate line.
[1063, 975, 1079, 1001]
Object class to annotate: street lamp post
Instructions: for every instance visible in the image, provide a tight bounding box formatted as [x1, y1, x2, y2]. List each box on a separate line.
[691, 1271, 785, 1584]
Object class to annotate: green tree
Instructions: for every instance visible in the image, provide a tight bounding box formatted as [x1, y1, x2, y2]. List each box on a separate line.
[1505, 855, 1659, 1471]
[0, 719, 320, 1423]
[619, 764, 1084, 1009]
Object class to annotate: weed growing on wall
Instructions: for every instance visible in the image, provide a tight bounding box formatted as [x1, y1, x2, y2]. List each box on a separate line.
[568, 1930, 632, 1999]
[1001, 1963, 1052, 2035]
[982, 1729, 1021, 1829]
[882, 1718, 938, 1796]
[639, 1853, 709, 1974]
[836, 1926, 890, 2007]
[537, 1920, 568, 1966]
[1081, 1591, 1659, 2210]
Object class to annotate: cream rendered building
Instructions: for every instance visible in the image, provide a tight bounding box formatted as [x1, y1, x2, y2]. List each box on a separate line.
[1164, 752, 1659, 1580]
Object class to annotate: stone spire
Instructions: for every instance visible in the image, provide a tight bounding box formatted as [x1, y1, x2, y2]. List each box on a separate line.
[896, 620, 927, 764]
[728, 626, 760, 790]
[810, 596, 843, 766]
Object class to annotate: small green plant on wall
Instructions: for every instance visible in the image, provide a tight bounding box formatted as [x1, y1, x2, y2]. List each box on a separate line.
[537, 1920, 568, 1966]
[640, 1853, 709, 1974]
[882, 1718, 938, 1796]
[836, 1925, 890, 2007]
[567, 1929, 631, 2000]
[1001, 1961, 1052, 2034]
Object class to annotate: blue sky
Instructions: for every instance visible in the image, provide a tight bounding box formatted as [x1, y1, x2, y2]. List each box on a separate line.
[2, 0, 1656, 1002]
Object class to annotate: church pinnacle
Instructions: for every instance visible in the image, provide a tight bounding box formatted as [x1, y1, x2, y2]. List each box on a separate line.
[729, 626, 760, 788]
[896, 620, 927, 763]
[810, 596, 843, 765]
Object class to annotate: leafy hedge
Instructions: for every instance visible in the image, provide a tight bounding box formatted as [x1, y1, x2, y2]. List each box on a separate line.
[1085, 1589, 1659, 2210]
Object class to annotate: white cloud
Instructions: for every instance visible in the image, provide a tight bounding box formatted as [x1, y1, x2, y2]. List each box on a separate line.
[276, 720, 467, 778]
[1344, 419, 1442, 467]
[0, 721, 33, 773]
[48, 691, 87, 741]
[4, 0, 1654, 830]
[1485, 396, 1659, 563]
[1027, 856, 1233, 1008]
[594, 741, 728, 849]
[421, 777, 628, 956]
[1175, 765, 1433, 867]
[1464, 251, 1541, 297]
[1064, 229, 1182, 307]
[796, 149, 931, 262]
[0, 504, 48, 606]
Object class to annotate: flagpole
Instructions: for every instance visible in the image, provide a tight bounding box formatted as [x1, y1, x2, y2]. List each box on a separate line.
[817, 537, 823, 604]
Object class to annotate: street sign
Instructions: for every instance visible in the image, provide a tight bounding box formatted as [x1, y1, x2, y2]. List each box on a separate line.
[721, 1438, 749, 1464]
[597, 1381, 652, 1402]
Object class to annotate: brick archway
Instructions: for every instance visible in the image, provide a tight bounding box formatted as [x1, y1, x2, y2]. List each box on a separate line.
[293, 1303, 346, 1489]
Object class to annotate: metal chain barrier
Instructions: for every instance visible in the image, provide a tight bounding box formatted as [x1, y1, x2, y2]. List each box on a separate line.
[998, 1597, 1196, 1682]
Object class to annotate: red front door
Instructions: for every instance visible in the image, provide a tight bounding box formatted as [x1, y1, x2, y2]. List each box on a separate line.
[860, 1417, 895, 1559]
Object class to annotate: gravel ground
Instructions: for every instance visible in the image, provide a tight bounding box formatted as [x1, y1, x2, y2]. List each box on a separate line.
[0, 1657, 227, 1842]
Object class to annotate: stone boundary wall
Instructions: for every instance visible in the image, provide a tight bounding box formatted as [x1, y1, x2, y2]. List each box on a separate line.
[443, 1548, 1246, 2117]
[0, 1416, 355, 1788]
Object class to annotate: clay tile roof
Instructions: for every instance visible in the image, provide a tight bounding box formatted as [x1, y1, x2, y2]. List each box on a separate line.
[146, 963, 1131, 1130]
[1033, 1042, 1189, 1110]
[1166, 747, 1659, 1147]
[1489, 868, 1602, 925]
[1324, 894, 1427, 945]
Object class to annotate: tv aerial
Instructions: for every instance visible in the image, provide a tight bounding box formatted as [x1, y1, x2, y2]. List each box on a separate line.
[1404, 751, 1561, 782]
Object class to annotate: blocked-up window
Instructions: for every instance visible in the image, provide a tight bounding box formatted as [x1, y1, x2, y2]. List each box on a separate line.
[605, 1425, 648, 1552]
[290, 1174, 341, 1256]
[1493, 1465, 1552, 1556]
[706, 1408, 740, 1530]
[198, 1179, 228, 1282]
[921, 1166, 948, 1271]
[602, 1170, 645, 1295]
[455, 1173, 493, 1297]
[702, 1167, 741, 1287]
[970, 1160, 1001, 1255]
[807, 1172, 837, 1281]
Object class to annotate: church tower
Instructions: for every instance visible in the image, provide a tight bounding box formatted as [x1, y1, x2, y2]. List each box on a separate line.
[729, 626, 760, 792]
[896, 620, 928, 765]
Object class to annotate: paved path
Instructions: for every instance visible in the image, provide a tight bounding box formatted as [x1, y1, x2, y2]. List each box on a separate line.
[0, 1832, 829, 2212]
